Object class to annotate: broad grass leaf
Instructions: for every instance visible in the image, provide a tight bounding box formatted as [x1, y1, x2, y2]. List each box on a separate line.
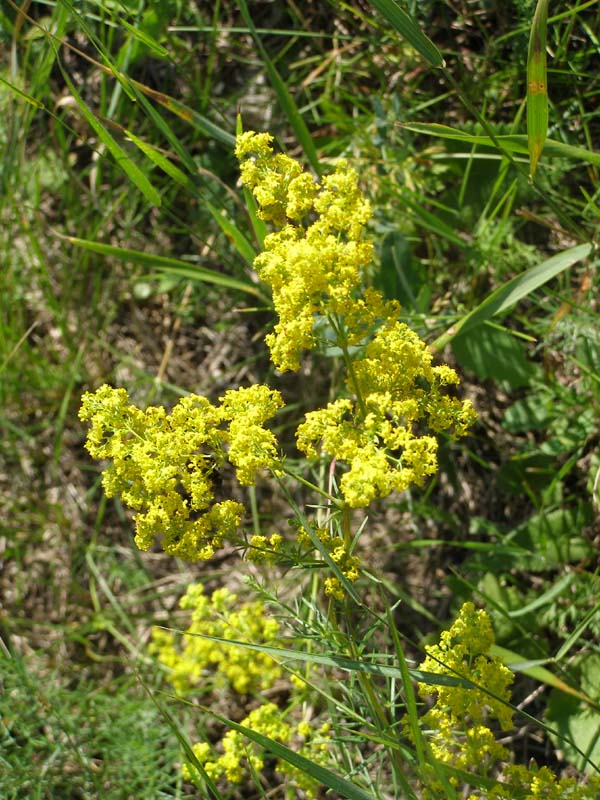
[452, 326, 537, 388]
[432, 243, 592, 350]
[527, 0, 550, 177]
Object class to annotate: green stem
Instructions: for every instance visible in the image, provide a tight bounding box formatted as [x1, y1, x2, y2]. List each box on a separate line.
[280, 466, 343, 508]
[327, 312, 368, 419]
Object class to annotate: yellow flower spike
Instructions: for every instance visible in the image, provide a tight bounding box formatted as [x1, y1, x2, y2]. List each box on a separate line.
[236, 131, 373, 373]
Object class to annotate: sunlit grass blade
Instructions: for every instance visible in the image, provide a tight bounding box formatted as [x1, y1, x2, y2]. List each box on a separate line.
[554, 595, 600, 662]
[124, 131, 257, 265]
[367, 0, 444, 68]
[118, 16, 170, 59]
[163, 630, 470, 688]
[491, 645, 600, 712]
[139, 87, 235, 148]
[124, 129, 195, 190]
[0, 75, 44, 109]
[401, 192, 466, 247]
[59, 68, 161, 207]
[401, 123, 600, 167]
[140, 683, 224, 799]
[235, 0, 321, 175]
[527, 0, 550, 177]
[61, 236, 266, 299]
[198, 707, 379, 800]
[6, 1, 236, 149]
[432, 243, 592, 350]
[205, 201, 258, 265]
[386, 613, 422, 766]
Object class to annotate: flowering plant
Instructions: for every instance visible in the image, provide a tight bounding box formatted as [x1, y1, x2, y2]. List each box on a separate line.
[78, 133, 598, 798]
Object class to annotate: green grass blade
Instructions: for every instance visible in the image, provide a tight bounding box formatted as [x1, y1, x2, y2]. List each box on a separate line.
[205, 201, 258, 265]
[139, 87, 235, 148]
[367, 0, 444, 68]
[234, 0, 321, 175]
[118, 17, 170, 59]
[401, 192, 466, 247]
[62, 236, 265, 298]
[59, 69, 161, 207]
[0, 75, 44, 109]
[554, 596, 600, 662]
[123, 131, 257, 264]
[139, 682, 223, 798]
[491, 645, 599, 710]
[202, 708, 378, 800]
[432, 243, 592, 350]
[164, 629, 469, 688]
[386, 610, 425, 764]
[527, 0, 549, 177]
[401, 123, 600, 167]
[124, 129, 196, 190]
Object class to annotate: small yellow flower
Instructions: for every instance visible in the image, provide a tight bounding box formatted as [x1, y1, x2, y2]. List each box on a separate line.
[79, 383, 283, 561]
[150, 583, 282, 696]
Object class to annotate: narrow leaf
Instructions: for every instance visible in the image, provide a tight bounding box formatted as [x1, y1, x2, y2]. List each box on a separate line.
[401, 123, 600, 168]
[527, 0, 550, 177]
[125, 129, 195, 190]
[61, 236, 265, 298]
[492, 645, 599, 709]
[205, 201, 258, 265]
[163, 630, 471, 688]
[367, 0, 444, 68]
[235, 0, 321, 175]
[205, 710, 379, 800]
[124, 132, 257, 264]
[119, 17, 170, 58]
[0, 75, 44, 108]
[60, 70, 161, 206]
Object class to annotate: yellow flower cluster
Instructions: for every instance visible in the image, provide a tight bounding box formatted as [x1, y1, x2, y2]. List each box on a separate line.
[185, 702, 331, 798]
[414, 601, 514, 790]
[150, 583, 282, 695]
[245, 532, 284, 564]
[414, 603, 600, 800]
[236, 131, 372, 373]
[185, 703, 289, 784]
[485, 764, 600, 800]
[236, 132, 477, 508]
[79, 384, 283, 561]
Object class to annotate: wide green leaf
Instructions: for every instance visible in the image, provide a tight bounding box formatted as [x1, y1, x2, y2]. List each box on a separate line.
[432, 243, 592, 350]
[527, 0, 550, 177]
